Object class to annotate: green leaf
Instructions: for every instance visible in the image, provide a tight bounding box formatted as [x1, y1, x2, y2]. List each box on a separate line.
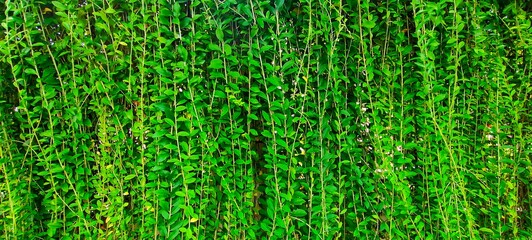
[208, 43, 221, 52]
[277, 138, 288, 148]
[434, 93, 446, 103]
[52, 1, 67, 11]
[176, 106, 186, 112]
[124, 174, 136, 180]
[104, 7, 116, 14]
[24, 68, 37, 75]
[208, 59, 224, 69]
[262, 111, 270, 122]
[41, 129, 54, 137]
[164, 118, 174, 126]
[164, 143, 178, 150]
[262, 130, 273, 138]
[281, 60, 295, 73]
[214, 90, 226, 98]
[362, 19, 376, 29]
[216, 27, 224, 41]
[176, 131, 189, 137]
[292, 209, 307, 217]
[224, 44, 232, 55]
[156, 67, 172, 77]
[275, 0, 285, 9]
[153, 102, 170, 112]
[248, 114, 258, 121]
[324, 185, 337, 194]
[160, 210, 170, 220]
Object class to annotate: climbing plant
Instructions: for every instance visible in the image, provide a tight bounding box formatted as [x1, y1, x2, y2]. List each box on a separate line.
[1, 0, 531, 239]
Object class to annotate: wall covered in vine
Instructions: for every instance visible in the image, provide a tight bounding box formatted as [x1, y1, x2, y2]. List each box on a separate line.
[1, 0, 531, 239]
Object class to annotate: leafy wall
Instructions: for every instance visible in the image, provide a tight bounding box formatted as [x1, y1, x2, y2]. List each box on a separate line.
[1, 0, 531, 239]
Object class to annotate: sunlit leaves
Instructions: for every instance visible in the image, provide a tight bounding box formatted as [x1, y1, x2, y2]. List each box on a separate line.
[1, 0, 532, 239]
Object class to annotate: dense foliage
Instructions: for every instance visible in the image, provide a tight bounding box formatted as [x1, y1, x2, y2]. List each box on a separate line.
[1, 0, 531, 239]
